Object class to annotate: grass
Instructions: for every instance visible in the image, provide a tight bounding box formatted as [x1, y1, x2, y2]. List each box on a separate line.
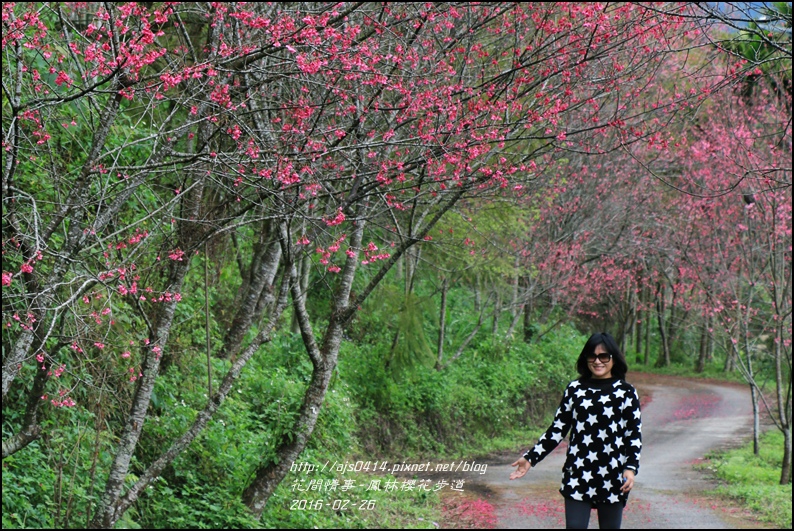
[700, 430, 792, 529]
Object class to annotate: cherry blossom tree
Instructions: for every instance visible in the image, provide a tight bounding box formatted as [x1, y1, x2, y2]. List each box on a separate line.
[4, 2, 773, 525]
[632, 52, 792, 480]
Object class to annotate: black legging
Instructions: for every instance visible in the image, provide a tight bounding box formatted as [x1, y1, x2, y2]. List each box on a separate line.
[564, 498, 624, 529]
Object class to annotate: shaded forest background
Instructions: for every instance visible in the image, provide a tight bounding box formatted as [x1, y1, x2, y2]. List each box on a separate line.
[2, 2, 791, 528]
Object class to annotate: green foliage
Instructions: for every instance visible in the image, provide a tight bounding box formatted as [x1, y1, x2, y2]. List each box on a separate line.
[632, 348, 777, 386]
[340, 322, 585, 457]
[2, 440, 57, 529]
[702, 430, 792, 528]
[713, 1, 792, 102]
[124, 330, 366, 528]
[363, 285, 437, 372]
[136, 478, 261, 529]
[431, 199, 529, 280]
[635, 357, 728, 380]
[2, 404, 116, 529]
[129, 328, 443, 529]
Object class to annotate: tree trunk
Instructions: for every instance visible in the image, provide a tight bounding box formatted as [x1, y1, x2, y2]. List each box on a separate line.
[222, 237, 282, 359]
[776, 324, 792, 484]
[291, 253, 311, 334]
[90, 176, 205, 529]
[750, 382, 760, 455]
[2, 362, 47, 457]
[388, 238, 421, 365]
[492, 290, 501, 335]
[242, 360, 335, 516]
[104, 277, 290, 526]
[630, 287, 638, 358]
[619, 281, 632, 353]
[509, 256, 520, 332]
[644, 301, 651, 366]
[695, 317, 709, 373]
[666, 287, 678, 361]
[91, 261, 191, 528]
[474, 272, 482, 313]
[2, 91, 123, 400]
[723, 341, 736, 372]
[242, 219, 365, 518]
[405, 245, 420, 294]
[436, 277, 448, 370]
[522, 277, 534, 343]
[706, 325, 714, 364]
[634, 292, 644, 362]
[443, 301, 487, 369]
[655, 283, 670, 367]
[241, 185, 473, 516]
[505, 307, 523, 339]
[782, 427, 792, 485]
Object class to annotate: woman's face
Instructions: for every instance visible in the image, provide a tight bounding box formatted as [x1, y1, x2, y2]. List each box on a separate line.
[588, 343, 614, 379]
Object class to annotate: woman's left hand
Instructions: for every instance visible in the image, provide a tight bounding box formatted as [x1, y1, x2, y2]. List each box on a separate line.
[620, 470, 635, 493]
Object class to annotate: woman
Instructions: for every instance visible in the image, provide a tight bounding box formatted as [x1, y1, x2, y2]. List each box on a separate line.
[509, 332, 642, 529]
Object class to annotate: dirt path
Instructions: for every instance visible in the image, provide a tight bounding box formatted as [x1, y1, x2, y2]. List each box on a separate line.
[442, 373, 772, 529]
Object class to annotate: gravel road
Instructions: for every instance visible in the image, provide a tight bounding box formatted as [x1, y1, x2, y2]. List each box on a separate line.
[445, 373, 772, 529]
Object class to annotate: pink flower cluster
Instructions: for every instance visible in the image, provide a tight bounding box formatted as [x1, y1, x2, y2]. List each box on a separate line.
[117, 282, 138, 295]
[128, 367, 142, 382]
[109, 229, 149, 251]
[325, 208, 346, 226]
[8, 312, 36, 331]
[361, 242, 390, 265]
[168, 248, 185, 261]
[316, 234, 349, 272]
[45, 389, 77, 408]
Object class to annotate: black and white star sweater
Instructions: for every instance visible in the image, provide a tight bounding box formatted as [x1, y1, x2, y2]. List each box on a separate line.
[522, 377, 642, 505]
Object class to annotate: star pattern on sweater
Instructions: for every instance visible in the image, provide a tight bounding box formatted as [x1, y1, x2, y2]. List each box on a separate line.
[524, 379, 642, 505]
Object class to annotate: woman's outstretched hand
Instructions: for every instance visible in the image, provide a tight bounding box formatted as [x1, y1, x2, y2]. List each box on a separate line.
[620, 469, 635, 493]
[509, 457, 531, 480]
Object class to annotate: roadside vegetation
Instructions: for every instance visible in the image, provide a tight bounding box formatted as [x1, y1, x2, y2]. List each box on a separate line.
[2, 311, 581, 529]
[702, 430, 792, 529]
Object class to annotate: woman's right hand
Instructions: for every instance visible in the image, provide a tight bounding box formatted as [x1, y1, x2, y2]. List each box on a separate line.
[509, 457, 531, 480]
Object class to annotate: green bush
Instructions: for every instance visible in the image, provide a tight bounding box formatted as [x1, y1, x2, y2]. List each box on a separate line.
[339, 323, 585, 457]
[2, 439, 57, 529]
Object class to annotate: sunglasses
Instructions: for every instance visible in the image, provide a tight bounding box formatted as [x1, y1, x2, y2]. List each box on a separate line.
[587, 353, 612, 364]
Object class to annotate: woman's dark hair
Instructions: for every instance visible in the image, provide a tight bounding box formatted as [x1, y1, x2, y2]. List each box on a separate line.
[576, 332, 628, 380]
